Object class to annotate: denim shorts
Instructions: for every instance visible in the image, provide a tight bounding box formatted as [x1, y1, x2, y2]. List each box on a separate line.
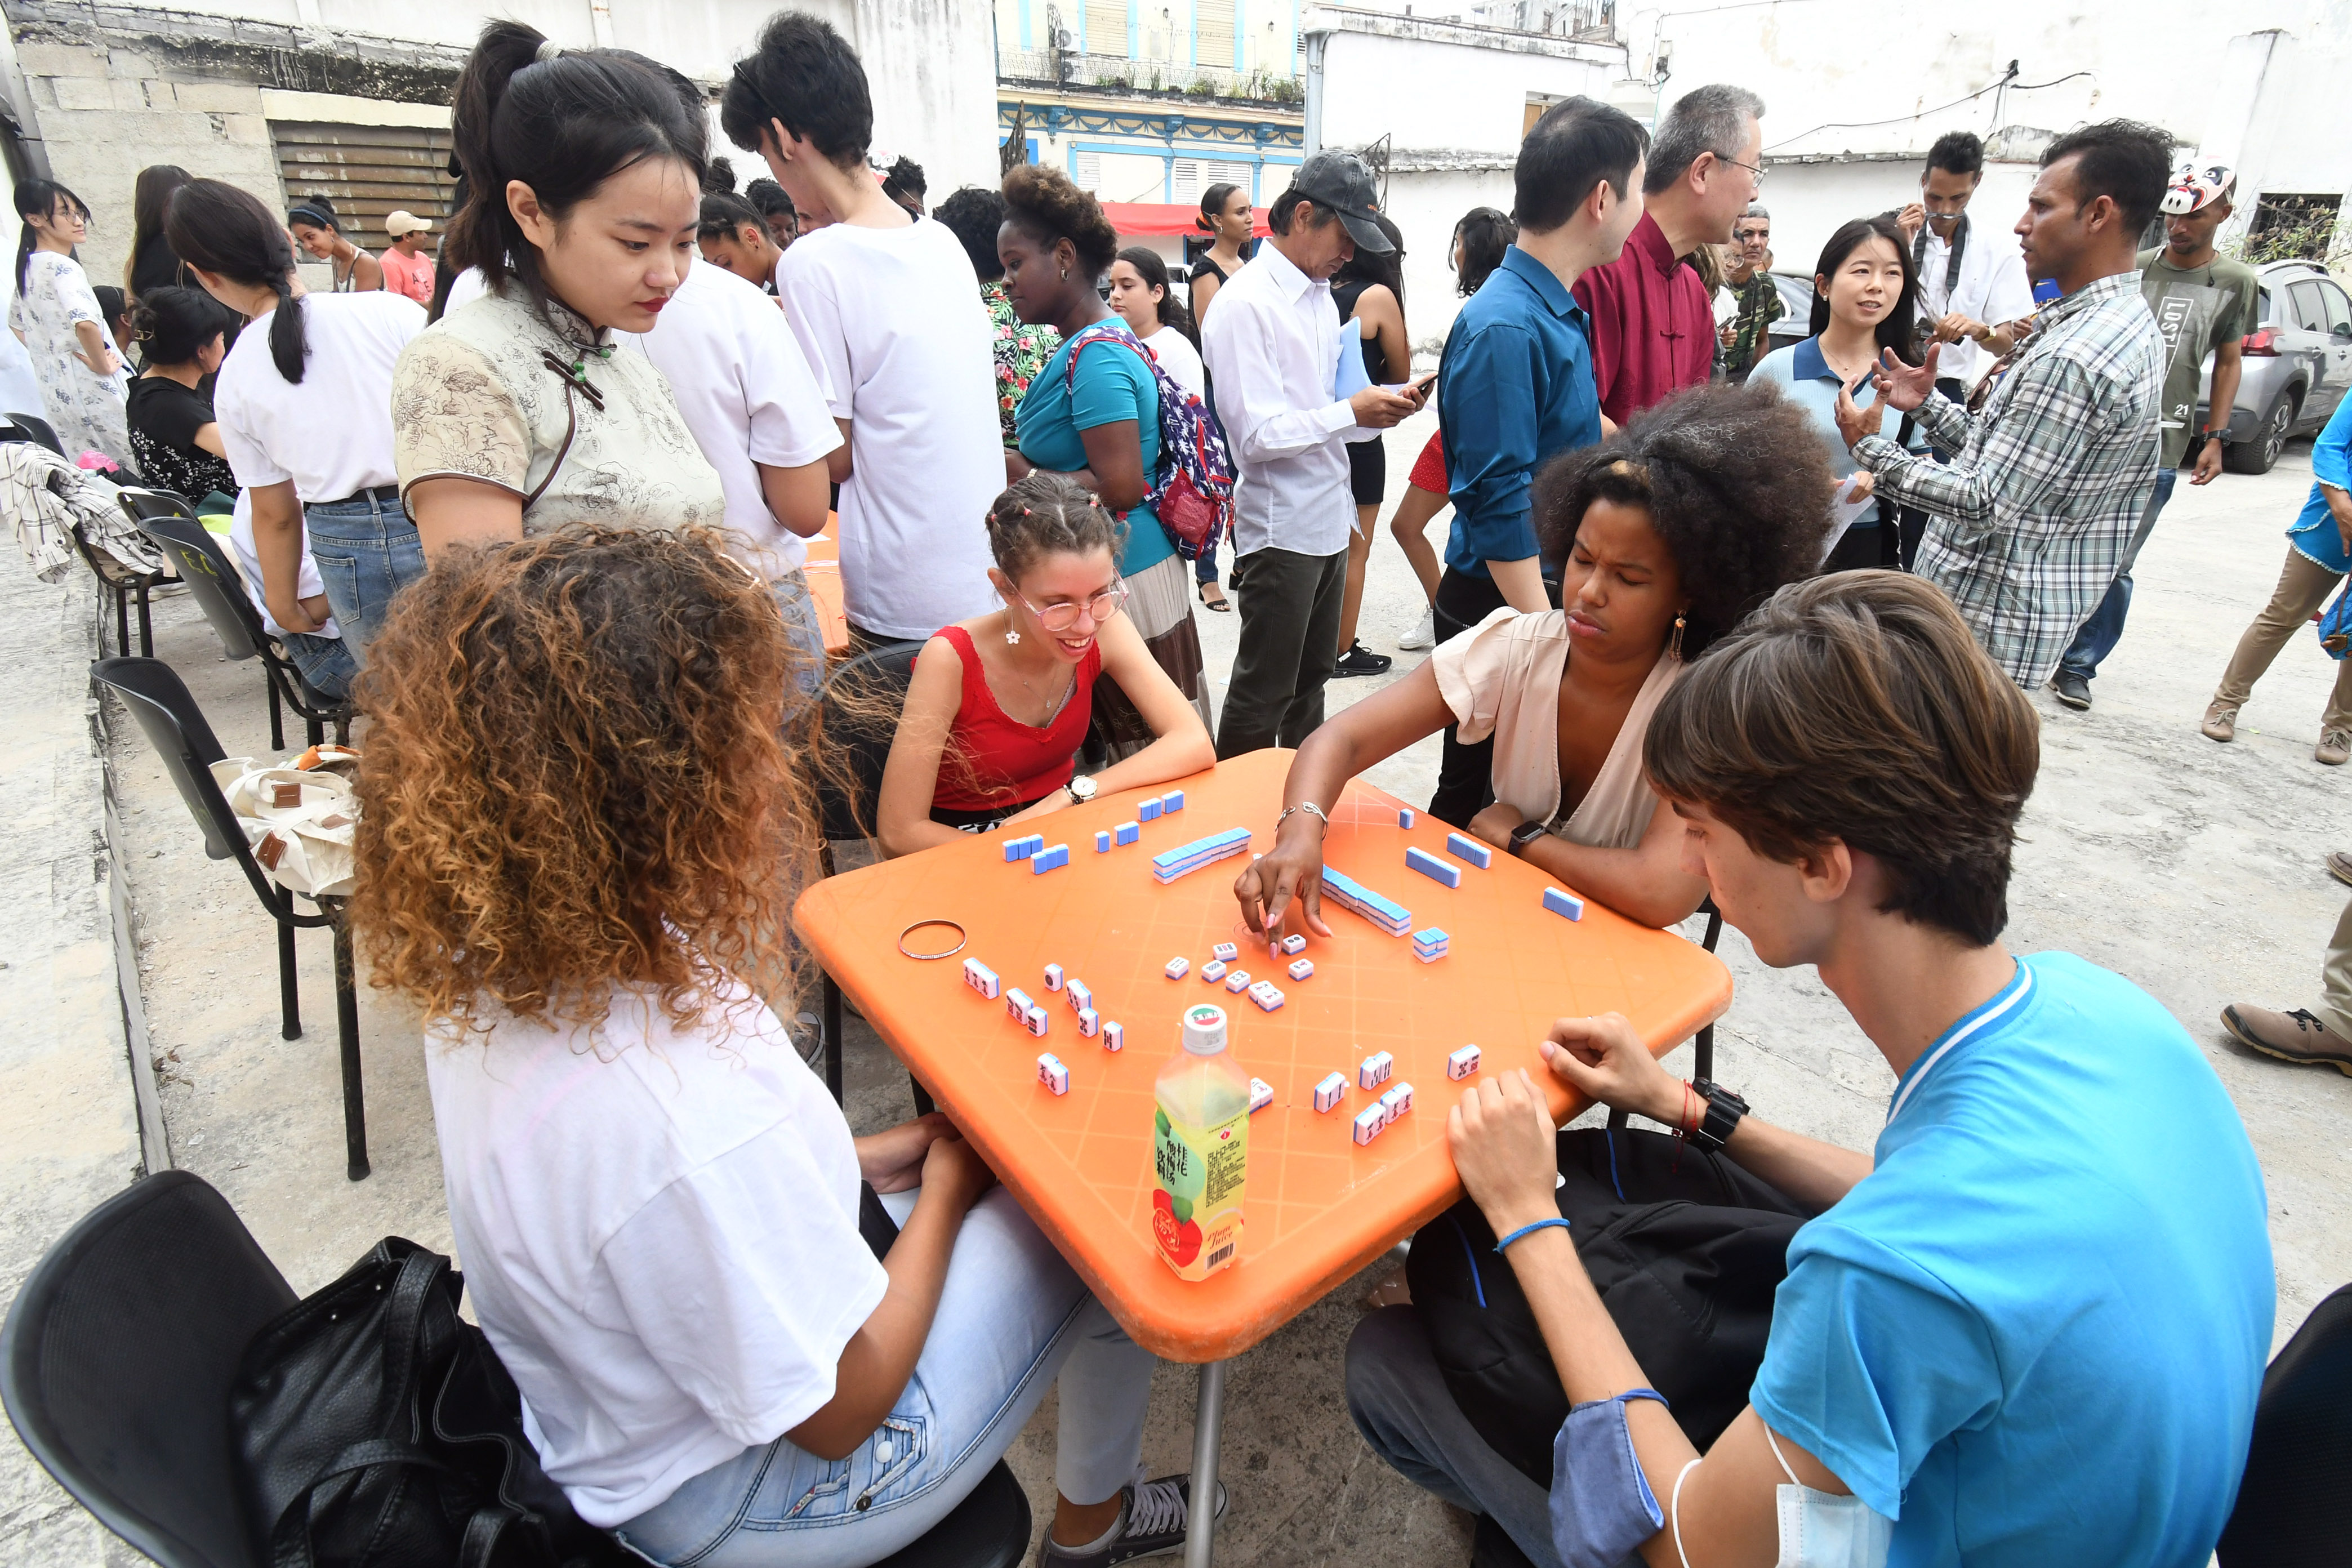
[770, 567, 827, 699]
[301, 488, 425, 665]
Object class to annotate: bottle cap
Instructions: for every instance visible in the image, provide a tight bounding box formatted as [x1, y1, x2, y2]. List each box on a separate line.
[1181, 1003, 1228, 1055]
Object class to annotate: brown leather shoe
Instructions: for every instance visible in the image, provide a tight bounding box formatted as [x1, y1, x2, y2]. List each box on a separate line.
[2328, 850, 2352, 888]
[2201, 701, 2237, 742]
[2221, 1004, 2352, 1075]
[2319, 727, 2351, 765]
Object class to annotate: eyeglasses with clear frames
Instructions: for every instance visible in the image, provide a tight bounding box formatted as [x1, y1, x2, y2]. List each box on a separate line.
[1012, 581, 1131, 632]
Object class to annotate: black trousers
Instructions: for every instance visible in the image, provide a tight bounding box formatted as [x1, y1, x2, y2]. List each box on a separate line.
[1215, 545, 1347, 758]
[1427, 567, 1562, 827]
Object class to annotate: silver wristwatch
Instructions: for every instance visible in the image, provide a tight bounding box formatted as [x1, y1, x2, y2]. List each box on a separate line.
[1065, 775, 1098, 805]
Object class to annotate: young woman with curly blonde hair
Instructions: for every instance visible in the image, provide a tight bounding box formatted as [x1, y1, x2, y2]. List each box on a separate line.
[350, 526, 1213, 1567]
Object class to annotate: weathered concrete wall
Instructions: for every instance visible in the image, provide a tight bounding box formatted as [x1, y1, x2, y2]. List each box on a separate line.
[4, 0, 467, 287]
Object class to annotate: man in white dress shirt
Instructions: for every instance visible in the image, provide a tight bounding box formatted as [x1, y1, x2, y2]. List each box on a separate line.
[1200, 151, 1423, 759]
[1892, 131, 2036, 409]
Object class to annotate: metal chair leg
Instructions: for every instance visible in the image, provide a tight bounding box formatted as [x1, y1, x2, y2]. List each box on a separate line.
[275, 885, 301, 1040]
[265, 674, 284, 753]
[332, 919, 369, 1182]
[134, 580, 153, 658]
[822, 971, 844, 1105]
[114, 585, 130, 660]
[1694, 1023, 1714, 1085]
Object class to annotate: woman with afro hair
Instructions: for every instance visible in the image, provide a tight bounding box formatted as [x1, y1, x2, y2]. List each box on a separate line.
[999, 161, 1214, 746]
[1236, 379, 1838, 929]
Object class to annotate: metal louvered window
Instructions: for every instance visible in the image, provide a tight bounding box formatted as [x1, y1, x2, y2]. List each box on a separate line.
[271, 121, 458, 253]
[1075, 152, 1104, 191]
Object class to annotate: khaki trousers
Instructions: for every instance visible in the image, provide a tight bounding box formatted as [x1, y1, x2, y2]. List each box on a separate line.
[2319, 895, 2352, 1039]
[2215, 545, 2352, 733]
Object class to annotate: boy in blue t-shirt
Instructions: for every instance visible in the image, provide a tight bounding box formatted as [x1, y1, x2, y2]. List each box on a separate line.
[1347, 572, 2273, 1567]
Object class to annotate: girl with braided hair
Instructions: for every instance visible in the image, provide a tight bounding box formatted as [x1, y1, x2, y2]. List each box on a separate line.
[877, 471, 1214, 857]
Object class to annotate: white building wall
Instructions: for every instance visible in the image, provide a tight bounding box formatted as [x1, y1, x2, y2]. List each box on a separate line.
[8, 0, 1001, 284]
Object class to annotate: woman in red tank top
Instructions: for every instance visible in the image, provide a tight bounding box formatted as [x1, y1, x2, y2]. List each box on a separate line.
[877, 473, 1215, 855]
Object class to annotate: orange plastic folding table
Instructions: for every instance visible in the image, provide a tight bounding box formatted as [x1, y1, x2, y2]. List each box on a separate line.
[792, 750, 1731, 1563]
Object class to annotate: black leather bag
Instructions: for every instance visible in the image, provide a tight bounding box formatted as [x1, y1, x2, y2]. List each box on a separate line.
[230, 1236, 632, 1568]
[1407, 1127, 1809, 1485]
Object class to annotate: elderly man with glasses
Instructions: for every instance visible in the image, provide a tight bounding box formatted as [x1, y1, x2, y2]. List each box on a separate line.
[1573, 83, 1766, 427]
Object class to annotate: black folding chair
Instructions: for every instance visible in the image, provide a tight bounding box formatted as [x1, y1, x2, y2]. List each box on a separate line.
[118, 488, 354, 751]
[813, 638, 926, 1106]
[91, 657, 369, 1181]
[0, 1170, 296, 1568]
[1, 1170, 1034, 1568]
[1, 409, 64, 453]
[66, 519, 170, 658]
[2218, 1281, 2352, 1565]
[1607, 899, 1726, 1135]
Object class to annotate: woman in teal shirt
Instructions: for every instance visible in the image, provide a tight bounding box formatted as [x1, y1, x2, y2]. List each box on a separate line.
[999, 163, 1211, 748]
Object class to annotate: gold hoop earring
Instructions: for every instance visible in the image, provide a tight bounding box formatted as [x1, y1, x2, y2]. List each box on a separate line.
[1669, 613, 1687, 662]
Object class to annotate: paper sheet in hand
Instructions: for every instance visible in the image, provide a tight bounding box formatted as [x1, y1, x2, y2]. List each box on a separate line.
[1820, 474, 1877, 564]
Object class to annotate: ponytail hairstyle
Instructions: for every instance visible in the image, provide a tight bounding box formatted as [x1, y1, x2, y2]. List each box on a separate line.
[164, 179, 309, 384]
[128, 284, 234, 369]
[702, 155, 738, 195]
[14, 179, 91, 296]
[286, 194, 342, 235]
[698, 190, 764, 243]
[124, 164, 191, 292]
[982, 471, 1126, 582]
[1114, 246, 1198, 350]
[445, 20, 708, 326]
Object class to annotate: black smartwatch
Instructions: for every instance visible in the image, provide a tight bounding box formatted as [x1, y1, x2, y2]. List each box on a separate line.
[1507, 819, 1548, 858]
[1686, 1079, 1750, 1154]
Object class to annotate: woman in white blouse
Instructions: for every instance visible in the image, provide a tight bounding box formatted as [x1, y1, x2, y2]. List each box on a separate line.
[1236, 382, 1836, 930]
[1106, 247, 1204, 396]
[394, 21, 725, 553]
[8, 180, 129, 464]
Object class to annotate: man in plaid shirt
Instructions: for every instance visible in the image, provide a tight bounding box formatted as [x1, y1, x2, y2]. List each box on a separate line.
[1838, 121, 2170, 690]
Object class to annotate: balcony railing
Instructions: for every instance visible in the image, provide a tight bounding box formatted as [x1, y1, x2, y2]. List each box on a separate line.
[998, 46, 1304, 106]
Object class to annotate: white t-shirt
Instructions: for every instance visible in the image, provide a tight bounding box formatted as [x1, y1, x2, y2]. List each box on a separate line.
[423, 977, 887, 1527]
[225, 489, 342, 642]
[1139, 323, 1205, 397]
[776, 219, 1001, 639]
[443, 265, 489, 316]
[215, 291, 424, 502]
[1916, 221, 2035, 386]
[623, 259, 842, 579]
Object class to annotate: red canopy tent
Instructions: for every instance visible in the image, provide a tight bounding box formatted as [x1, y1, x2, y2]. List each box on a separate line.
[1098, 201, 1272, 239]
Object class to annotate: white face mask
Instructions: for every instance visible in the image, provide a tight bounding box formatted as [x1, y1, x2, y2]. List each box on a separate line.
[1766, 1428, 1892, 1568]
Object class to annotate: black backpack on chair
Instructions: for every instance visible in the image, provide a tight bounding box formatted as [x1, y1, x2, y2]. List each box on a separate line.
[1407, 1126, 1810, 1485]
[230, 1236, 634, 1568]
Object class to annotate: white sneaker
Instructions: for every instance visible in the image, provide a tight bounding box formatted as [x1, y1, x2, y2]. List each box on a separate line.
[1397, 607, 1436, 651]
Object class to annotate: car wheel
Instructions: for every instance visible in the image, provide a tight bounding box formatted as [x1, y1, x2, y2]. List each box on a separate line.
[2225, 393, 2296, 475]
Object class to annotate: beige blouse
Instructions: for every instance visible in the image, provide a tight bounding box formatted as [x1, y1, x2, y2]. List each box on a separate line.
[390, 285, 725, 533]
[1429, 606, 1683, 850]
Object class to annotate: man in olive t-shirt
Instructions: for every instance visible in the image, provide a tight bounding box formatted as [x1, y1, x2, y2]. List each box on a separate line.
[2053, 163, 2256, 709]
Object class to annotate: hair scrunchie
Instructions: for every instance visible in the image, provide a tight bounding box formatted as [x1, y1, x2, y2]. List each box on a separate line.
[536, 37, 565, 63]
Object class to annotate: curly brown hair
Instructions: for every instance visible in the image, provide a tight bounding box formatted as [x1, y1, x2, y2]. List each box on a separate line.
[349, 527, 822, 1035]
[1533, 380, 1836, 658]
[1000, 162, 1119, 278]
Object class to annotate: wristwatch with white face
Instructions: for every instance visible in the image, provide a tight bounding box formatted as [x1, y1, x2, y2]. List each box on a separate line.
[1065, 775, 1098, 805]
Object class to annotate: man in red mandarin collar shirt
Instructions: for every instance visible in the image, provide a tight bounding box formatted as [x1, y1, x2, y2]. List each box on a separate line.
[1573, 84, 1766, 427]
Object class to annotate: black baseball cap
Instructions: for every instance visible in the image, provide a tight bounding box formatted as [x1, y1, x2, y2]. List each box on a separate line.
[1288, 150, 1393, 253]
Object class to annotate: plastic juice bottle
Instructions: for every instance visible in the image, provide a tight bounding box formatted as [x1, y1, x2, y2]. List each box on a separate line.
[1152, 1003, 1250, 1280]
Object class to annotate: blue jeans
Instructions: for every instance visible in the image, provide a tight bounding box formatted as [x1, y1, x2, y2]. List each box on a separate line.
[770, 567, 827, 698]
[611, 1187, 1155, 1568]
[282, 629, 358, 701]
[302, 489, 425, 665]
[2060, 466, 2179, 683]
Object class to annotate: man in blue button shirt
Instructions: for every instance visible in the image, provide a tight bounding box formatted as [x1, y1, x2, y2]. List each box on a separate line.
[1428, 97, 1650, 826]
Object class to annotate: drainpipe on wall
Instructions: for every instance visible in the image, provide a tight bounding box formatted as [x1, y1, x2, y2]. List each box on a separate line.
[589, 0, 617, 48]
[0, 19, 50, 184]
[1302, 26, 1326, 155]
